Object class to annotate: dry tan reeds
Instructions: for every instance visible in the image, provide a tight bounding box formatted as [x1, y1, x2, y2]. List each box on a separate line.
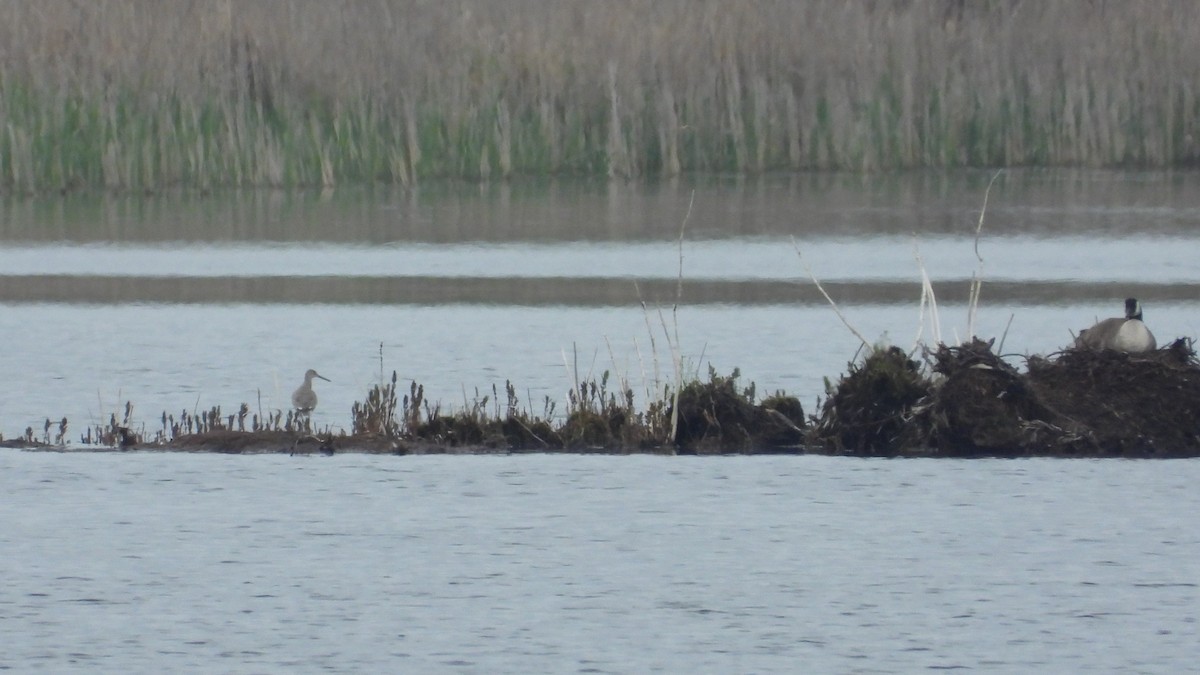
[2, 1, 1199, 191]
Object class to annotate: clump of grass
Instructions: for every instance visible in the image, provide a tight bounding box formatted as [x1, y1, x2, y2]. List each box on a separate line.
[808, 346, 932, 457]
[759, 393, 808, 448]
[73, 396, 327, 448]
[352, 370, 401, 438]
[406, 380, 561, 451]
[401, 380, 426, 434]
[50, 417, 68, 446]
[672, 366, 806, 454]
[410, 385, 503, 448]
[559, 370, 663, 451]
[81, 401, 143, 448]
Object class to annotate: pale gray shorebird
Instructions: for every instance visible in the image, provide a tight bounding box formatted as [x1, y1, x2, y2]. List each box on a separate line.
[292, 369, 330, 413]
[1075, 297, 1157, 353]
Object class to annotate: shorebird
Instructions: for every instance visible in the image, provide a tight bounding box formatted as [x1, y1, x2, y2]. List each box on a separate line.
[292, 369, 330, 413]
[1075, 298, 1157, 353]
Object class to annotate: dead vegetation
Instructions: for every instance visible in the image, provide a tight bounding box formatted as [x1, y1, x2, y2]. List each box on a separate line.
[809, 338, 1200, 458]
[673, 367, 805, 454]
[27, 366, 804, 455]
[808, 346, 930, 456]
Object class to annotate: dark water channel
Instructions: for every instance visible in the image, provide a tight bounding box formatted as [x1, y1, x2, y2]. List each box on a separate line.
[2, 169, 1199, 439]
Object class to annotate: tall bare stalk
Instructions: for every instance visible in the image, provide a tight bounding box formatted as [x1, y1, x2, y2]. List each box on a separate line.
[967, 170, 1004, 337]
[913, 244, 942, 350]
[794, 239, 871, 350]
[665, 190, 695, 445]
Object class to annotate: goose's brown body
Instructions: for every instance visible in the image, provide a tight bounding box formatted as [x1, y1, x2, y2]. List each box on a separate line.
[1075, 298, 1156, 353]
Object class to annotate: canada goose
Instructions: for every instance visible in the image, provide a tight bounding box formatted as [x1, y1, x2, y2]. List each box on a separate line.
[291, 369, 330, 412]
[1074, 298, 1157, 353]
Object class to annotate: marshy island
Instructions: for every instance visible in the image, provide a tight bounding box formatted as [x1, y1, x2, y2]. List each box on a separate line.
[9, 326, 1200, 458]
[4, 2, 1200, 457]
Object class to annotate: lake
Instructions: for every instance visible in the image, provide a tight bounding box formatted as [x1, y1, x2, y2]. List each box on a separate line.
[2, 169, 1199, 441]
[2, 451, 1197, 672]
[3, 171, 1200, 672]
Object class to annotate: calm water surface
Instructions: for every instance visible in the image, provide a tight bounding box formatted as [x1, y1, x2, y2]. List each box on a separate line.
[2, 452, 1198, 673]
[2, 169, 1200, 435]
[4, 173, 1200, 672]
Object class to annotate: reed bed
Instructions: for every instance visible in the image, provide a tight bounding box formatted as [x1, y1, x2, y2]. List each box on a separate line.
[2, 1, 1199, 192]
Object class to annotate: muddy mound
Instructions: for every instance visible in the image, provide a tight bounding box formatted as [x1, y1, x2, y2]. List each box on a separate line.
[672, 368, 805, 454]
[809, 338, 1200, 457]
[916, 338, 1071, 456]
[808, 346, 930, 456]
[1025, 338, 1200, 456]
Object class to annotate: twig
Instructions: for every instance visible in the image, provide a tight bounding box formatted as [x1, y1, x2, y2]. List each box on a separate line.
[634, 286, 662, 395]
[974, 170, 1003, 262]
[633, 281, 670, 417]
[511, 415, 550, 448]
[674, 190, 694, 309]
[667, 190, 695, 444]
[658, 305, 683, 441]
[603, 335, 630, 397]
[967, 169, 1003, 336]
[792, 237, 870, 349]
[764, 407, 804, 433]
[997, 313, 1015, 354]
[586, 346, 600, 386]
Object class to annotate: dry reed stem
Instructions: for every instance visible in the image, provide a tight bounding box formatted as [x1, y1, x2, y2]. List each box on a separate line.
[793, 238, 871, 350]
[665, 190, 695, 444]
[913, 244, 942, 350]
[635, 289, 662, 397]
[997, 313, 1015, 355]
[967, 170, 1004, 337]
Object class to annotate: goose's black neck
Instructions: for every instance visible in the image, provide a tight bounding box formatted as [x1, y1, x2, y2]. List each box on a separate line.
[1124, 297, 1143, 321]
